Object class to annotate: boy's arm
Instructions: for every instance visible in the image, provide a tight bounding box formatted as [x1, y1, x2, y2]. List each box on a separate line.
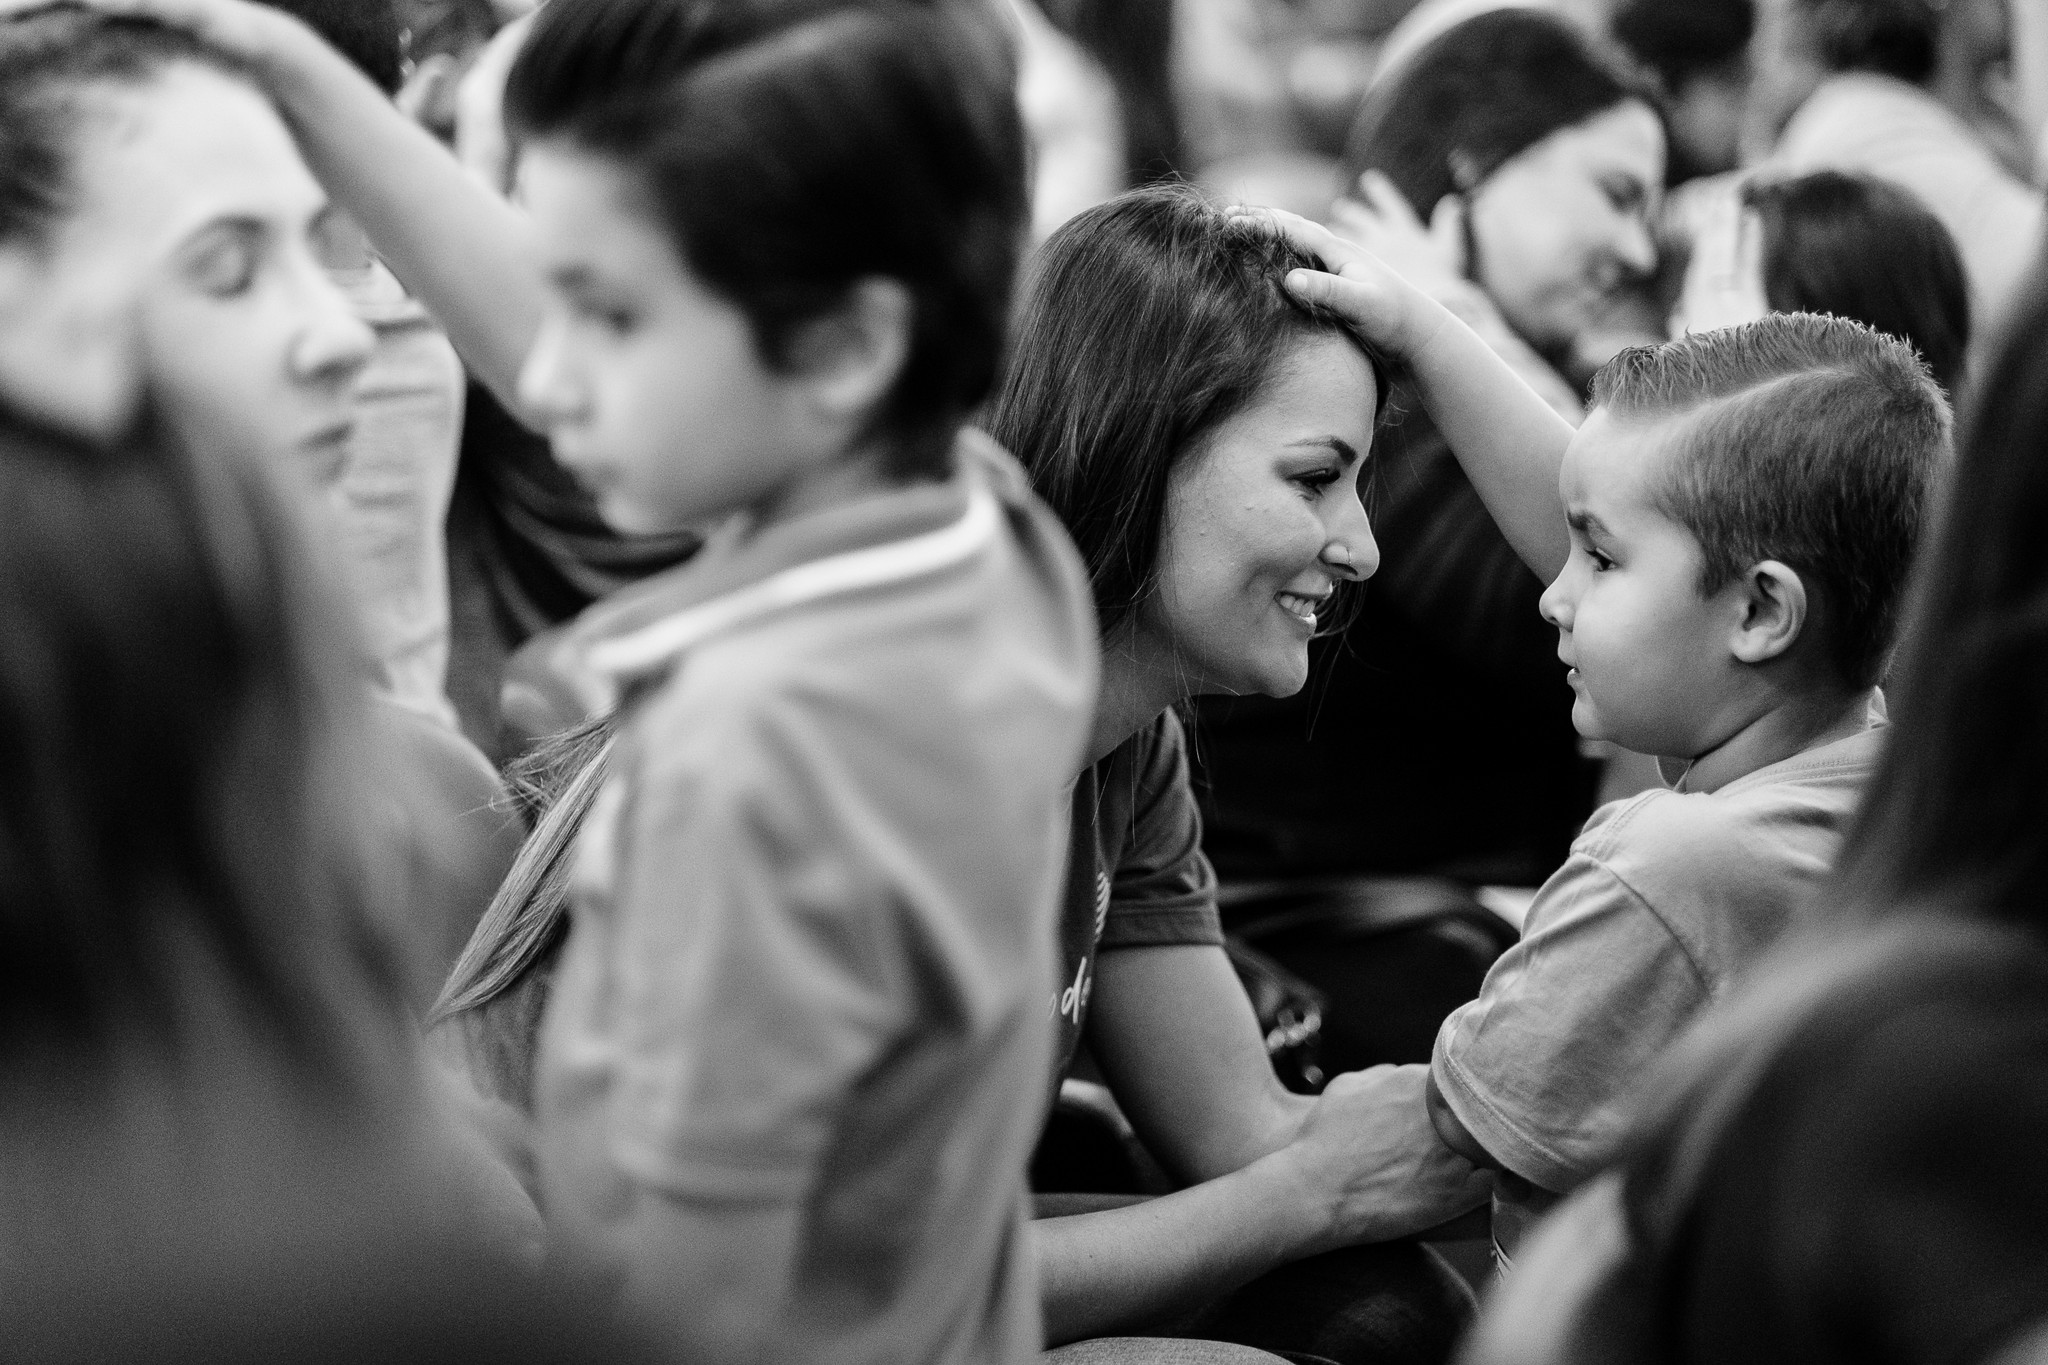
[1037, 1063, 1491, 1344]
[1244, 208, 1578, 583]
[37, 0, 545, 413]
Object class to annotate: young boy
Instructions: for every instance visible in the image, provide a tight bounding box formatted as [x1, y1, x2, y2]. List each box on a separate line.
[1260, 209, 1948, 1261]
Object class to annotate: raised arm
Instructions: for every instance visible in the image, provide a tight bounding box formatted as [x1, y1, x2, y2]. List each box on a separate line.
[26, 0, 546, 413]
[1244, 207, 1577, 583]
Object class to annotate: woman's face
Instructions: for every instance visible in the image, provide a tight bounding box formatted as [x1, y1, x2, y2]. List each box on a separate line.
[50, 64, 373, 486]
[1134, 332, 1379, 700]
[1466, 100, 1666, 356]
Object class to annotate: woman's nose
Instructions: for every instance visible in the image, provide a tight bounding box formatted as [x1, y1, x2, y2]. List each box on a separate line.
[292, 287, 374, 390]
[1612, 211, 1657, 281]
[1324, 498, 1380, 582]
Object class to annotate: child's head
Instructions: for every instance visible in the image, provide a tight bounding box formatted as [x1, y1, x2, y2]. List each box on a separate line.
[502, 0, 1025, 535]
[989, 184, 1382, 701]
[0, 11, 373, 484]
[1543, 312, 1948, 758]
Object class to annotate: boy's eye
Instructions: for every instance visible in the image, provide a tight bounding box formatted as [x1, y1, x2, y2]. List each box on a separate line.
[573, 297, 637, 335]
[1588, 547, 1616, 571]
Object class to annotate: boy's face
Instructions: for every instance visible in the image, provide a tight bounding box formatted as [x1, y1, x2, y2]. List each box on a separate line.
[515, 142, 816, 537]
[1540, 409, 1750, 759]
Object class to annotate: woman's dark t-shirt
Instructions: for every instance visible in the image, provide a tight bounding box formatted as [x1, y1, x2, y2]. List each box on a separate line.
[1051, 712, 1224, 1089]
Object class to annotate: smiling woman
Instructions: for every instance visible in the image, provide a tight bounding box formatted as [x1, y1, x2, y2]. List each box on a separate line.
[980, 186, 1488, 1363]
[0, 13, 374, 489]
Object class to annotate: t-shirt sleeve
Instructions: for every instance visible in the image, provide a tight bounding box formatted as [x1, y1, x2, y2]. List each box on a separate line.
[595, 700, 908, 1202]
[1432, 840, 1710, 1194]
[1097, 712, 1223, 951]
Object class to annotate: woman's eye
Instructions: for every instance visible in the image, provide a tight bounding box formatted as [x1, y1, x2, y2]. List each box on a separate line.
[1294, 468, 1342, 495]
[187, 234, 259, 298]
[1603, 179, 1645, 218]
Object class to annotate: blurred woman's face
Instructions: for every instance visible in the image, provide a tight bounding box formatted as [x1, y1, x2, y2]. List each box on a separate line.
[1466, 99, 1665, 356]
[41, 64, 372, 486]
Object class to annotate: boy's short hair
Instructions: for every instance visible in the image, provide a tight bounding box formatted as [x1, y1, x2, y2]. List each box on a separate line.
[1592, 313, 1950, 689]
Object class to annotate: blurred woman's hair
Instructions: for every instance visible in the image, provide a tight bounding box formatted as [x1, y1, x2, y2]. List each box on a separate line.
[1746, 169, 1970, 393]
[1830, 259, 2048, 930]
[985, 183, 1383, 631]
[503, 0, 1026, 481]
[1340, 8, 1657, 221]
[0, 402, 409, 1107]
[1788, 0, 1940, 86]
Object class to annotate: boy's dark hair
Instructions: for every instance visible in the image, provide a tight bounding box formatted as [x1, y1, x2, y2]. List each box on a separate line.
[503, 0, 1026, 481]
[986, 184, 1383, 630]
[1745, 169, 1970, 394]
[250, 0, 403, 94]
[1592, 313, 1949, 689]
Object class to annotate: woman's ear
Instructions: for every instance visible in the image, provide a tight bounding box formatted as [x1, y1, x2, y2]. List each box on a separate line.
[0, 242, 141, 440]
[784, 276, 913, 433]
[1728, 559, 1808, 665]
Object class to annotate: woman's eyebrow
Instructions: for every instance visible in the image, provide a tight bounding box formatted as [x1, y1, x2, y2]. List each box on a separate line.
[1289, 436, 1362, 464]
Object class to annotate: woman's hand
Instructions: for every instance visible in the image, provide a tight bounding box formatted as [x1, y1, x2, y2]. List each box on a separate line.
[1326, 170, 1468, 300]
[1266, 1063, 1494, 1251]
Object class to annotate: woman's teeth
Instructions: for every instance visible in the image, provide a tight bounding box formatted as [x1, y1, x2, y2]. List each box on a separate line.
[1277, 592, 1320, 625]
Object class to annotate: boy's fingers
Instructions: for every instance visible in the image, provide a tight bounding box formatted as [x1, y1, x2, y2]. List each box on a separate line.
[1284, 268, 1401, 341]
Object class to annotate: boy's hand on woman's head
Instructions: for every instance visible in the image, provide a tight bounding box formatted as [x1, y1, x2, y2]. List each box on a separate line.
[1267, 1062, 1493, 1251]
[1227, 202, 1451, 367]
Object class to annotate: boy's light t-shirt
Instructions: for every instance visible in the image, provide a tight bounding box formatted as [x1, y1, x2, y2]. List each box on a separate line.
[1432, 713, 1886, 1248]
[532, 435, 1097, 1364]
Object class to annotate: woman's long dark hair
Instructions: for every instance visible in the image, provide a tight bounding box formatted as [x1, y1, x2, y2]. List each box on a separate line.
[1829, 259, 2048, 929]
[985, 183, 1384, 633]
[1339, 9, 1655, 221]
[1745, 169, 1971, 395]
[0, 403, 409, 1106]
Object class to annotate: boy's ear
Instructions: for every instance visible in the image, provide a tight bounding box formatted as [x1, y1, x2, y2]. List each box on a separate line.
[784, 277, 913, 430]
[1728, 559, 1808, 665]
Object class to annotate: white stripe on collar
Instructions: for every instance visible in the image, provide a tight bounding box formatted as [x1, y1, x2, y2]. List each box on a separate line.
[585, 485, 1002, 684]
